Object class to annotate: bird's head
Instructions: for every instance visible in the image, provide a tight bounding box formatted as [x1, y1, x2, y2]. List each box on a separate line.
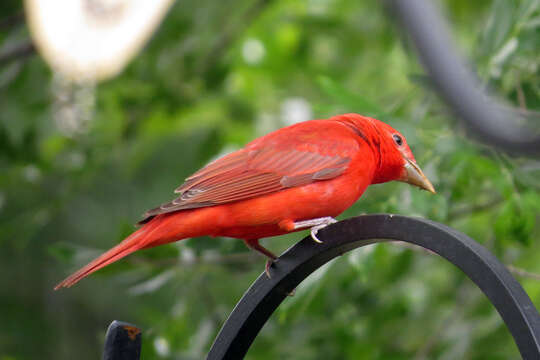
[340, 114, 436, 193]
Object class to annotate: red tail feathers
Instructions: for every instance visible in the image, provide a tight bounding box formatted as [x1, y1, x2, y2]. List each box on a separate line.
[54, 218, 163, 290]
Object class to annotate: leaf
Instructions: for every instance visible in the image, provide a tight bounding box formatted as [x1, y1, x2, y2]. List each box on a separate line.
[317, 76, 387, 117]
[516, 0, 540, 27]
[494, 197, 534, 246]
[480, 0, 515, 57]
[47, 242, 76, 263]
[408, 74, 435, 91]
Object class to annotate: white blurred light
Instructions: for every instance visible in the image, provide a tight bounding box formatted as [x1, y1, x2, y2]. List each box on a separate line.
[242, 38, 265, 65]
[25, 0, 174, 82]
[128, 270, 175, 295]
[181, 247, 196, 265]
[490, 38, 518, 78]
[281, 97, 313, 125]
[52, 74, 95, 137]
[153, 336, 170, 357]
[189, 320, 214, 356]
[23, 165, 41, 183]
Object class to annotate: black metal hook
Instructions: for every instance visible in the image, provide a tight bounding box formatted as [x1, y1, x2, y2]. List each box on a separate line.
[388, 0, 540, 156]
[206, 215, 540, 360]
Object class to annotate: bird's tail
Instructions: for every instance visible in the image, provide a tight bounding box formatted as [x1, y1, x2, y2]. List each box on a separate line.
[54, 215, 172, 290]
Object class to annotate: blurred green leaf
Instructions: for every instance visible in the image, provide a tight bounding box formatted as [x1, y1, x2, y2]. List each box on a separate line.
[317, 76, 387, 117]
[47, 242, 76, 263]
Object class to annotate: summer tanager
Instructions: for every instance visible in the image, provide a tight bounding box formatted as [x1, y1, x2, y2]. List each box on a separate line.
[55, 113, 435, 289]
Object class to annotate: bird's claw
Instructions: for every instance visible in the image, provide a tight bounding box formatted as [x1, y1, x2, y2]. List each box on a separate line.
[309, 218, 337, 244]
[291, 216, 337, 244]
[311, 226, 324, 243]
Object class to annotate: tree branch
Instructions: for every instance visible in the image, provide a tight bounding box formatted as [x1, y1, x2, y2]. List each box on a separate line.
[507, 265, 540, 281]
[447, 196, 504, 221]
[0, 11, 25, 30]
[0, 42, 35, 66]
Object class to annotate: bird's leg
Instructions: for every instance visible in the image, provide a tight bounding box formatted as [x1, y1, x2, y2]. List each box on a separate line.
[244, 239, 296, 296]
[244, 239, 277, 278]
[288, 216, 338, 243]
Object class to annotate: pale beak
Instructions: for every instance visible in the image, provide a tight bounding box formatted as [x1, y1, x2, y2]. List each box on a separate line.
[402, 158, 436, 194]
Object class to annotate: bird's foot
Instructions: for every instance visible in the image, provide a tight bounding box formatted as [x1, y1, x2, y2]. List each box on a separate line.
[292, 216, 337, 243]
[243, 239, 278, 279]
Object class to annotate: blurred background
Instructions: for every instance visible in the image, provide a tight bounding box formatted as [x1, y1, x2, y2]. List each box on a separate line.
[1, 0, 539, 359]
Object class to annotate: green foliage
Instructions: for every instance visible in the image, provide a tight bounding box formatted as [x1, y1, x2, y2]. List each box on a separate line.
[0, 0, 538, 359]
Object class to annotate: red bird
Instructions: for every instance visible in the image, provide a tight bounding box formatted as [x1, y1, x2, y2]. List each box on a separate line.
[55, 113, 435, 289]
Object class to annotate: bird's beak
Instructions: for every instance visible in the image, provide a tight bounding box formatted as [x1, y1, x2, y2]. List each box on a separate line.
[402, 157, 436, 194]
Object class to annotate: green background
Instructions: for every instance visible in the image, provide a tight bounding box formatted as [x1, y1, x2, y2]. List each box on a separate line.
[1, 0, 539, 358]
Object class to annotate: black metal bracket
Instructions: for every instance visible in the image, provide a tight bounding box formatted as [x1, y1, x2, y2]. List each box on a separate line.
[103, 320, 142, 360]
[206, 215, 540, 360]
[388, 0, 540, 156]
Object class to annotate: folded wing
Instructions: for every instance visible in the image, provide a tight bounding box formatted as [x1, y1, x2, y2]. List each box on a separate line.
[139, 146, 351, 223]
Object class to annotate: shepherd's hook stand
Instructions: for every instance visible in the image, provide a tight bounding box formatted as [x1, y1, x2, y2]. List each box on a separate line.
[103, 320, 141, 360]
[206, 215, 540, 360]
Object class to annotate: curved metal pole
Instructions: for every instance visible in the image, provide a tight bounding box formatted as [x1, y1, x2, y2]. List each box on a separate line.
[207, 215, 540, 360]
[388, 0, 540, 156]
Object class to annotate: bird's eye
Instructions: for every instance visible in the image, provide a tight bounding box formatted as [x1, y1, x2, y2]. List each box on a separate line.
[393, 134, 403, 146]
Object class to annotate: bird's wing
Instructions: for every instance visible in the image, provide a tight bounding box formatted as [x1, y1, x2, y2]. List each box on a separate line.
[139, 145, 351, 222]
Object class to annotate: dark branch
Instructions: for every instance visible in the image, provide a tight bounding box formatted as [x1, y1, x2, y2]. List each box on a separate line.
[0, 11, 25, 30]
[0, 42, 35, 66]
